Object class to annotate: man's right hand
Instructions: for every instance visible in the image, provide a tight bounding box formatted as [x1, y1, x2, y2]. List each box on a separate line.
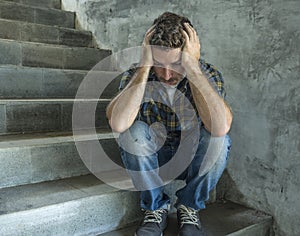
[140, 25, 156, 67]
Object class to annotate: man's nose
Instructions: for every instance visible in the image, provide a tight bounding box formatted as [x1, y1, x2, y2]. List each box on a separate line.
[162, 67, 172, 80]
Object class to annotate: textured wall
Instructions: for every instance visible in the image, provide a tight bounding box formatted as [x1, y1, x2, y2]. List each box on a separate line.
[61, 0, 300, 235]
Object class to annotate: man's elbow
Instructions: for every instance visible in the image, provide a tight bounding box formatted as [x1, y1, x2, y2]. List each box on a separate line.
[221, 118, 232, 136]
[211, 130, 228, 137]
[106, 110, 124, 133]
[108, 119, 129, 133]
[215, 125, 231, 137]
[209, 121, 232, 137]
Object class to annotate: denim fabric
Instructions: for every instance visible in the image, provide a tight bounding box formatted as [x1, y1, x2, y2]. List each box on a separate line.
[119, 121, 231, 211]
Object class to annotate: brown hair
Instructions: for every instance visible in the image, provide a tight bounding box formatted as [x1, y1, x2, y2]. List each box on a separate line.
[149, 12, 193, 48]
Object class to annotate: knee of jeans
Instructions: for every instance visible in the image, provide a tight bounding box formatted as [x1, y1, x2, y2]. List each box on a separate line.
[119, 121, 151, 146]
[224, 134, 232, 159]
[216, 134, 231, 162]
[202, 132, 231, 162]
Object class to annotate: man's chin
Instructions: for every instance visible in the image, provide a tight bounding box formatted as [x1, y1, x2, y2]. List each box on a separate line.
[164, 81, 178, 86]
[158, 77, 183, 86]
[158, 81, 179, 88]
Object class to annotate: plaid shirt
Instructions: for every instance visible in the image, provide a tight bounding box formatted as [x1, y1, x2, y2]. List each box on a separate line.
[119, 59, 226, 133]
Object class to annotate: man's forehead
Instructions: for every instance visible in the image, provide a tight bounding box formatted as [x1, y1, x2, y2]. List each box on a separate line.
[152, 47, 182, 64]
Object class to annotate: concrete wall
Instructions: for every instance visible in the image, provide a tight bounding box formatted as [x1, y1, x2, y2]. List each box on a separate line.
[61, 0, 300, 235]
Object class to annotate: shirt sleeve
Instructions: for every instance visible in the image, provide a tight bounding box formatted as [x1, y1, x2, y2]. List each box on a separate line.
[199, 59, 226, 99]
[118, 65, 138, 91]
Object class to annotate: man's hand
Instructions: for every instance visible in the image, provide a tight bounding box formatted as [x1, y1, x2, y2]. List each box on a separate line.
[140, 25, 156, 67]
[107, 25, 156, 133]
[181, 23, 201, 68]
[180, 23, 232, 136]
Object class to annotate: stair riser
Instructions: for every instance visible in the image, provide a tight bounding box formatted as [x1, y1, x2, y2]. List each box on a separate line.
[0, 101, 110, 134]
[0, 19, 93, 47]
[0, 191, 142, 236]
[0, 138, 121, 189]
[0, 67, 120, 99]
[0, 40, 112, 70]
[0, 1, 73, 28]
[4, 0, 61, 9]
[0, 142, 89, 189]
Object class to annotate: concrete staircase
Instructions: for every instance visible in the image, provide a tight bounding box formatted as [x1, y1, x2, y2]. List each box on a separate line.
[0, 0, 272, 235]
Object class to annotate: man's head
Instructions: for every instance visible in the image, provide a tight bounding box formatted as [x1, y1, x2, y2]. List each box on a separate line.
[150, 12, 192, 48]
[149, 12, 193, 85]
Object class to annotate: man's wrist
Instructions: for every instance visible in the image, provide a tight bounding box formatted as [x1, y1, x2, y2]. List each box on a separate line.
[137, 64, 152, 72]
[183, 59, 202, 77]
[133, 65, 152, 83]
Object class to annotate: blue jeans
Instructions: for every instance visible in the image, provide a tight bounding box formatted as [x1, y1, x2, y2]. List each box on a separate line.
[119, 121, 231, 211]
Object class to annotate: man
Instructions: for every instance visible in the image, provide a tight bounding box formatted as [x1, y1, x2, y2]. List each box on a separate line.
[106, 12, 232, 236]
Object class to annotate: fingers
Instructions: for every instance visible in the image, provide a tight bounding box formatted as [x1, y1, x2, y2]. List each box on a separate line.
[180, 23, 201, 63]
[184, 23, 196, 36]
[183, 23, 199, 42]
[180, 27, 190, 42]
[143, 25, 156, 45]
[141, 25, 156, 66]
[146, 24, 156, 34]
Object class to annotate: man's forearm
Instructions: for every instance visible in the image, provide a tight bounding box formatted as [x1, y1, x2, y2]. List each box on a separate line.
[106, 66, 151, 133]
[185, 63, 232, 136]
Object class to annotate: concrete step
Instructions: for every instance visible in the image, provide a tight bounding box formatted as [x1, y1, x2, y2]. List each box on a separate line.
[100, 201, 272, 236]
[0, 130, 122, 189]
[0, 99, 111, 135]
[0, 1, 74, 28]
[0, 128, 218, 203]
[0, 19, 94, 47]
[0, 174, 142, 235]
[0, 128, 215, 198]
[3, 0, 61, 9]
[0, 66, 120, 99]
[0, 39, 112, 70]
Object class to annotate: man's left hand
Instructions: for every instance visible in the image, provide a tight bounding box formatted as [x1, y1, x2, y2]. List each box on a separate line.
[181, 23, 201, 68]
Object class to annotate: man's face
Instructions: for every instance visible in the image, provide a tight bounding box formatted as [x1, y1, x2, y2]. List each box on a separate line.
[152, 47, 185, 86]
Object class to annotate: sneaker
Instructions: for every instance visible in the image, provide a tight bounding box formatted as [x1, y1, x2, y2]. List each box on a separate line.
[177, 205, 206, 236]
[135, 208, 168, 236]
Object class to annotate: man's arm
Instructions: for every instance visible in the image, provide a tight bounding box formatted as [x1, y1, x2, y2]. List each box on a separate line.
[181, 23, 233, 137]
[106, 25, 156, 133]
[106, 66, 151, 133]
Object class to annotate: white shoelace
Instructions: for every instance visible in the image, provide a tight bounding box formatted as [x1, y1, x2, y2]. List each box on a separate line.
[143, 209, 167, 224]
[178, 205, 199, 226]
